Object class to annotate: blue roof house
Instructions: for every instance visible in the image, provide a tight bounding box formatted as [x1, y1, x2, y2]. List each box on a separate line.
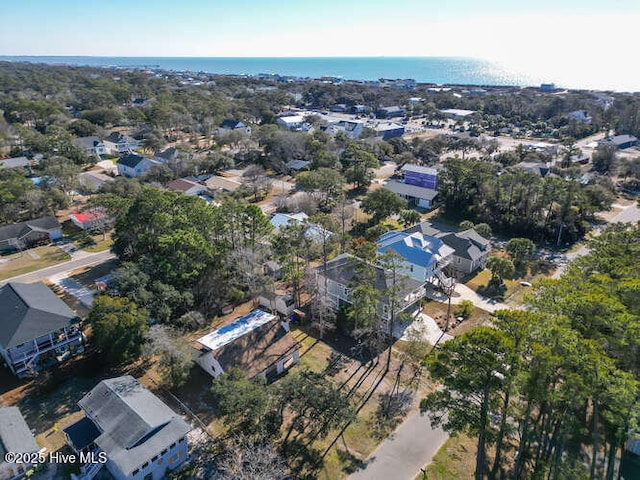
[377, 231, 454, 286]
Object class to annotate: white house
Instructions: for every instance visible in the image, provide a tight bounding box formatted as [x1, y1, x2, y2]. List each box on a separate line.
[0, 407, 40, 480]
[116, 154, 159, 178]
[104, 132, 139, 156]
[194, 310, 300, 380]
[72, 136, 108, 157]
[276, 115, 305, 130]
[63, 376, 191, 480]
[218, 119, 252, 135]
[258, 291, 296, 317]
[377, 231, 454, 286]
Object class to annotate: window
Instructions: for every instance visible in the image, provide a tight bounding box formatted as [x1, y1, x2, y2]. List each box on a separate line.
[179, 437, 185, 443]
[170, 442, 177, 449]
[161, 449, 168, 456]
[142, 462, 149, 470]
[132, 469, 139, 476]
[152, 455, 158, 462]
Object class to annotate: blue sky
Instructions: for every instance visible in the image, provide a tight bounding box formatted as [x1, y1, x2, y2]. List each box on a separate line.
[0, 0, 637, 61]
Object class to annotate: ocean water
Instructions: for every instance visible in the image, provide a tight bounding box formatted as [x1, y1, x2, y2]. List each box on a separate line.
[0, 56, 541, 87]
[0, 56, 637, 91]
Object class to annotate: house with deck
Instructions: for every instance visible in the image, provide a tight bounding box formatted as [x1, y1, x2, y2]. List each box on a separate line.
[63, 375, 191, 480]
[194, 309, 300, 380]
[377, 231, 455, 287]
[104, 132, 139, 156]
[116, 154, 159, 178]
[72, 136, 108, 157]
[0, 407, 40, 480]
[315, 253, 425, 322]
[0, 282, 83, 378]
[384, 164, 439, 209]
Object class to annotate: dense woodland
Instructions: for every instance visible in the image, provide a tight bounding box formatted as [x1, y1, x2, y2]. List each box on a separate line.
[1, 62, 640, 479]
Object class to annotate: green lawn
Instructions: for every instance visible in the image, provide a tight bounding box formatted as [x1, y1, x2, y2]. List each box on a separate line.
[0, 246, 70, 280]
[422, 434, 477, 480]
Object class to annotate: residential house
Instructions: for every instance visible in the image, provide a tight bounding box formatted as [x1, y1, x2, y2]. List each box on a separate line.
[540, 83, 556, 92]
[78, 171, 114, 192]
[315, 253, 425, 322]
[404, 221, 491, 276]
[0, 156, 32, 174]
[270, 212, 331, 242]
[515, 162, 550, 177]
[567, 110, 592, 124]
[402, 164, 438, 189]
[167, 178, 208, 197]
[324, 119, 366, 139]
[69, 210, 110, 231]
[374, 122, 405, 140]
[385, 180, 438, 208]
[0, 216, 62, 252]
[350, 105, 367, 114]
[440, 108, 476, 119]
[204, 175, 242, 193]
[384, 164, 439, 209]
[72, 136, 108, 157]
[63, 376, 191, 480]
[436, 229, 491, 276]
[276, 115, 306, 130]
[116, 154, 159, 178]
[104, 132, 139, 156]
[154, 147, 182, 164]
[194, 310, 300, 380]
[218, 119, 252, 135]
[0, 282, 83, 378]
[0, 407, 40, 480]
[377, 231, 455, 286]
[377, 106, 405, 119]
[285, 160, 311, 172]
[600, 134, 638, 150]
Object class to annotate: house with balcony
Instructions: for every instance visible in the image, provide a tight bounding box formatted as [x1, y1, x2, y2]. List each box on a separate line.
[377, 231, 455, 287]
[0, 282, 83, 378]
[116, 154, 160, 178]
[315, 253, 425, 322]
[72, 136, 108, 157]
[104, 132, 139, 156]
[404, 221, 491, 277]
[0, 407, 40, 480]
[63, 375, 191, 480]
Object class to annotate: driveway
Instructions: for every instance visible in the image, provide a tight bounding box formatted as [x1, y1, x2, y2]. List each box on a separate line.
[49, 274, 95, 307]
[427, 283, 508, 313]
[395, 312, 452, 345]
[552, 201, 640, 279]
[348, 409, 448, 480]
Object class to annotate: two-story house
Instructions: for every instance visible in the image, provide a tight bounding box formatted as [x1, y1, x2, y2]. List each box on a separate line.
[0, 407, 40, 480]
[218, 119, 252, 135]
[63, 376, 191, 480]
[72, 136, 108, 157]
[104, 132, 139, 156]
[315, 253, 425, 322]
[0, 282, 83, 378]
[377, 231, 454, 287]
[385, 164, 439, 208]
[116, 154, 159, 178]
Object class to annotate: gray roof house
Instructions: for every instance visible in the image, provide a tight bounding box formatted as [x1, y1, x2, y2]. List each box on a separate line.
[0, 216, 62, 252]
[104, 132, 139, 155]
[0, 282, 83, 378]
[116, 154, 159, 178]
[316, 253, 425, 323]
[72, 136, 108, 157]
[64, 376, 191, 480]
[218, 119, 251, 135]
[384, 179, 438, 208]
[437, 229, 491, 276]
[0, 407, 40, 480]
[404, 221, 491, 277]
[0, 156, 32, 174]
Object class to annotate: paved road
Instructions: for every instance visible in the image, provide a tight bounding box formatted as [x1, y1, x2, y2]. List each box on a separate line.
[0, 250, 116, 286]
[552, 201, 640, 279]
[348, 409, 448, 480]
